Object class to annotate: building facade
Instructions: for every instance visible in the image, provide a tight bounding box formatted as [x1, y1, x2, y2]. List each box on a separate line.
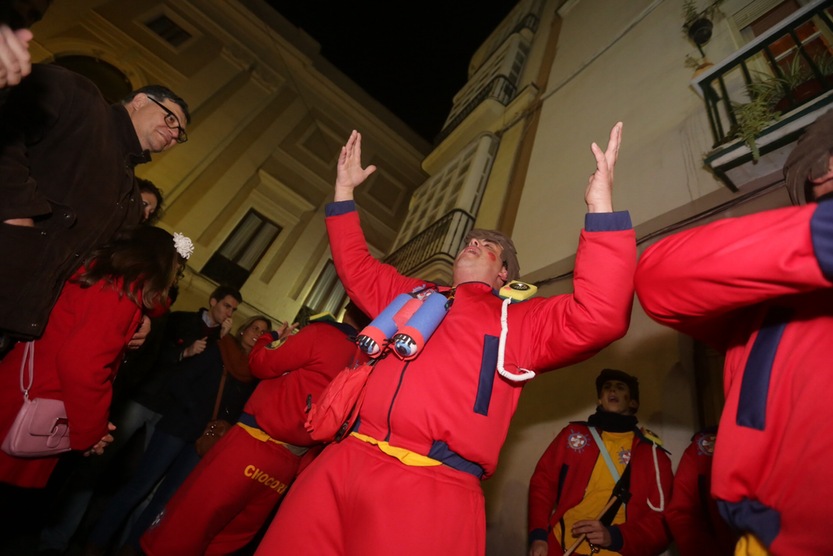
[29, 0, 429, 327]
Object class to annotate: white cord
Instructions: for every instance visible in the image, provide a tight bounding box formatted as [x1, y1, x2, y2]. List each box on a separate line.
[496, 297, 536, 382]
[647, 443, 665, 512]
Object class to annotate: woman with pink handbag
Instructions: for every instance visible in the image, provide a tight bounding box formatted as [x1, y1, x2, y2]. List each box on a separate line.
[0, 225, 192, 488]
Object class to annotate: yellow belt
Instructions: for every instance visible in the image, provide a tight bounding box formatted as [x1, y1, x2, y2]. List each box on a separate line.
[236, 422, 308, 457]
[351, 432, 441, 468]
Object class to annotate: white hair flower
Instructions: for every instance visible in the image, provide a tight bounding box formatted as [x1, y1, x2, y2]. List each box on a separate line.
[173, 232, 194, 259]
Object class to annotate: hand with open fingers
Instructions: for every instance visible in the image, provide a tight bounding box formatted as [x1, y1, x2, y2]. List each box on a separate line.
[0, 25, 33, 88]
[335, 130, 377, 201]
[277, 321, 299, 339]
[84, 422, 116, 457]
[571, 519, 611, 550]
[585, 121, 623, 214]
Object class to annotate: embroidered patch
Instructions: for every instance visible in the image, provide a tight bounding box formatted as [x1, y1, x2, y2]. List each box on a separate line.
[618, 447, 632, 466]
[266, 337, 287, 350]
[567, 431, 588, 452]
[697, 433, 716, 456]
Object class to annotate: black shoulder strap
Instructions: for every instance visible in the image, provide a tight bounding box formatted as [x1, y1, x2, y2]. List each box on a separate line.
[599, 463, 632, 525]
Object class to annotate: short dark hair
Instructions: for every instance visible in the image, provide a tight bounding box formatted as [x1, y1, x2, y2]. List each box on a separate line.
[596, 368, 640, 404]
[137, 177, 164, 224]
[123, 85, 190, 124]
[210, 285, 242, 304]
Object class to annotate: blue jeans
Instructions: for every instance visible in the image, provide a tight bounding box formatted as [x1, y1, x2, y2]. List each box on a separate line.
[87, 428, 192, 550]
[38, 400, 161, 552]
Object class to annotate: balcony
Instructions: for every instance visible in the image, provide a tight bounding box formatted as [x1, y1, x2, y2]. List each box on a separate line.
[435, 33, 529, 145]
[383, 209, 475, 283]
[692, 0, 833, 191]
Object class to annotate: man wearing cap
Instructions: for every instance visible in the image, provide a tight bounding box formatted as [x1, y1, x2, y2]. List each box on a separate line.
[254, 123, 636, 556]
[527, 369, 673, 556]
[635, 109, 833, 555]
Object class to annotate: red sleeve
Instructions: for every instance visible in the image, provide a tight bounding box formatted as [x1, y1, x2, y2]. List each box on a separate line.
[326, 209, 427, 319]
[522, 227, 636, 372]
[55, 282, 141, 450]
[635, 203, 830, 348]
[249, 324, 348, 380]
[527, 430, 568, 541]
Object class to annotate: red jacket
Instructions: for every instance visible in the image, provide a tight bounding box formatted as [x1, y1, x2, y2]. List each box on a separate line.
[666, 429, 736, 556]
[0, 278, 142, 487]
[527, 422, 673, 555]
[247, 321, 360, 447]
[326, 202, 636, 479]
[635, 200, 833, 555]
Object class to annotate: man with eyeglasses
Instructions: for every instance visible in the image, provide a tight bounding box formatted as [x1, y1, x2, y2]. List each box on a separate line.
[0, 63, 190, 356]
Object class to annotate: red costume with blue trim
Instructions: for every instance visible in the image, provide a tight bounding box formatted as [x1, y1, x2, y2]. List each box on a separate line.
[635, 199, 833, 555]
[139, 320, 359, 556]
[254, 200, 636, 556]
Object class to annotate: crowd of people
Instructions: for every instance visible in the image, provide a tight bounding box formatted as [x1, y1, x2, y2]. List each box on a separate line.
[2, 6, 832, 555]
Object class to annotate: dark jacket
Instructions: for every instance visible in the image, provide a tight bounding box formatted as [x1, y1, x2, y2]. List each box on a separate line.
[156, 339, 256, 441]
[130, 309, 220, 414]
[0, 64, 147, 339]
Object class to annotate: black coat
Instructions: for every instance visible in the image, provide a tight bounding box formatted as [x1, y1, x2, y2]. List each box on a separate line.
[0, 64, 146, 339]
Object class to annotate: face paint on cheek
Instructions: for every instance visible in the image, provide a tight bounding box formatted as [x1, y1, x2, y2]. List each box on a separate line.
[487, 252, 497, 262]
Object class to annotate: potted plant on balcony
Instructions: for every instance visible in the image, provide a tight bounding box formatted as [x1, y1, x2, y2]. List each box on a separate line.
[685, 53, 713, 77]
[732, 52, 833, 159]
[730, 79, 782, 161]
[683, 0, 723, 48]
[762, 53, 833, 113]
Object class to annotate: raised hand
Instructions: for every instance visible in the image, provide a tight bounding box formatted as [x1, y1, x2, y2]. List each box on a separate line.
[335, 130, 377, 202]
[585, 122, 623, 213]
[276, 321, 299, 339]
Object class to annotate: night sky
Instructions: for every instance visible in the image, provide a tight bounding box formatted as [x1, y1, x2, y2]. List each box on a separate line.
[268, 1, 520, 143]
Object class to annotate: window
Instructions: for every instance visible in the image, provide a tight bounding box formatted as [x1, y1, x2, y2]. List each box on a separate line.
[201, 210, 281, 290]
[145, 14, 192, 48]
[292, 260, 346, 326]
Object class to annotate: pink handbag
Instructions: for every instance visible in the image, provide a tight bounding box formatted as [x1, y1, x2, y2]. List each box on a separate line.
[1, 341, 70, 457]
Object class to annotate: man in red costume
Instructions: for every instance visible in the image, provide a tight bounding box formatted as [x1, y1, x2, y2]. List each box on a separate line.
[254, 122, 636, 556]
[666, 427, 737, 556]
[635, 109, 833, 555]
[139, 305, 369, 556]
[527, 369, 673, 556]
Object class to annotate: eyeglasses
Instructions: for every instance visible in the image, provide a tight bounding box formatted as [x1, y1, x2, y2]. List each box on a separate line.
[147, 97, 188, 144]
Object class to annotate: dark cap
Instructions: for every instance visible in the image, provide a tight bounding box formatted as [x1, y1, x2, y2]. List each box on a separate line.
[596, 368, 639, 403]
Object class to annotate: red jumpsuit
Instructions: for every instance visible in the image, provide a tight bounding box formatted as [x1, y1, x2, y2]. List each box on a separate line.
[0, 278, 142, 487]
[635, 200, 833, 555]
[527, 422, 673, 556]
[140, 320, 359, 556]
[255, 201, 637, 556]
[666, 429, 737, 556]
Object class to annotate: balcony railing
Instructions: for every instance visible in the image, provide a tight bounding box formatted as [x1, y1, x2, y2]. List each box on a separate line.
[384, 209, 475, 277]
[435, 75, 518, 144]
[692, 1, 833, 150]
